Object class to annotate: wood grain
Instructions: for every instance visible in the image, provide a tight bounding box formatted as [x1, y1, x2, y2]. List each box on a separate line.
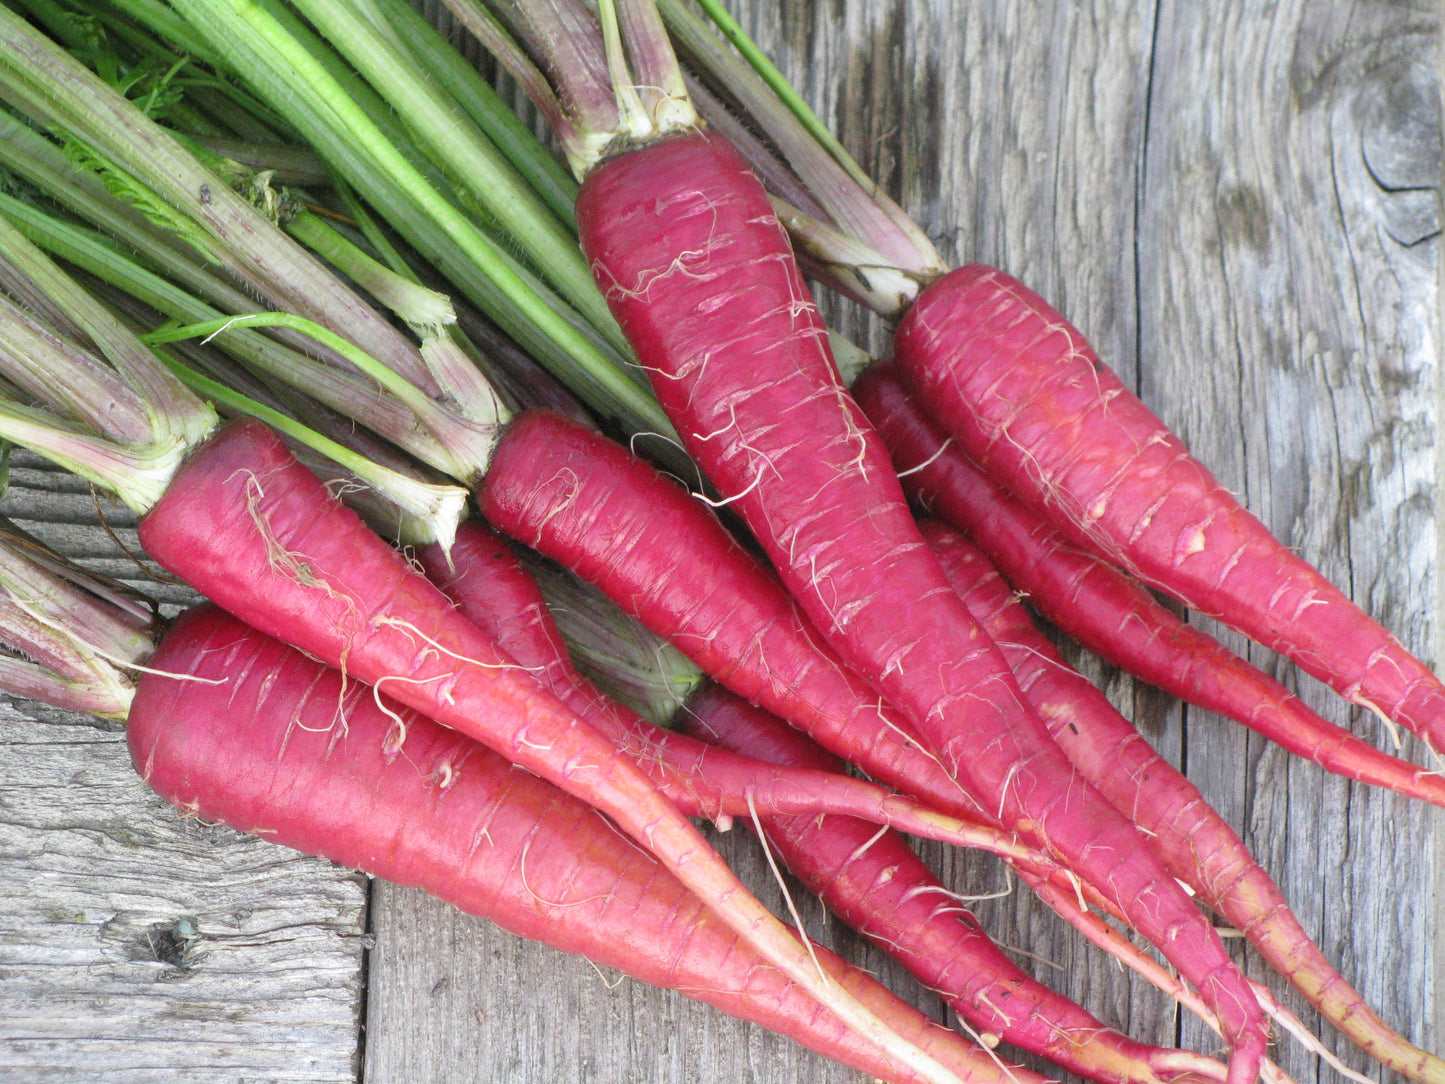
[0, 2, 1439, 1083]
[0, 462, 369, 1082]
[366, 2, 1443, 1081]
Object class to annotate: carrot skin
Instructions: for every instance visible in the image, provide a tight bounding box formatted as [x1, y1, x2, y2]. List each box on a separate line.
[575, 130, 1267, 1079]
[893, 264, 1445, 756]
[129, 603, 1031, 1084]
[478, 408, 981, 822]
[135, 417, 969, 1084]
[678, 682, 1229, 1084]
[137, 419, 671, 830]
[417, 519, 1052, 869]
[920, 518, 1445, 1084]
[480, 409, 1187, 929]
[854, 360, 1445, 807]
[476, 410, 1232, 1009]
[422, 517, 1226, 1083]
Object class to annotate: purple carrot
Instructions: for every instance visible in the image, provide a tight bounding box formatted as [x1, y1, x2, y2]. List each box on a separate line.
[852, 359, 1445, 807]
[893, 264, 1445, 759]
[920, 515, 1444, 1084]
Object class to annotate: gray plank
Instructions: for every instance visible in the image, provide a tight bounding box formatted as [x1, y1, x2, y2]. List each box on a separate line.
[0, 2, 1437, 1083]
[1138, 2, 1441, 1079]
[365, 1, 1440, 1081]
[0, 469, 369, 1083]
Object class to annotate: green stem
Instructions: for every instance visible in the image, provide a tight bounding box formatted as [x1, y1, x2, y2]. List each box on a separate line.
[0, 654, 134, 720]
[158, 356, 469, 550]
[433, 0, 581, 164]
[772, 197, 930, 320]
[0, 527, 154, 670]
[140, 313, 432, 410]
[660, 0, 943, 279]
[525, 551, 704, 728]
[192, 137, 331, 186]
[365, 0, 579, 228]
[0, 519, 151, 719]
[290, 0, 607, 325]
[0, 210, 213, 447]
[0, 399, 191, 515]
[0, 289, 155, 445]
[286, 210, 516, 430]
[679, 0, 868, 187]
[0, 5, 441, 395]
[287, 211, 457, 332]
[157, 0, 674, 447]
[7, 191, 476, 480]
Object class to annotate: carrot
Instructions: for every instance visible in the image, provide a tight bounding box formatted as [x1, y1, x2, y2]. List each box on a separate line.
[129, 602, 1036, 1084]
[476, 409, 1219, 958]
[477, 407, 985, 820]
[415, 518, 1060, 871]
[479, 412, 1210, 948]
[677, 681, 1230, 1084]
[33, 8, 1254, 1069]
[479, 408, 1293, 1067]
[0, 80, 961, 1076]
[919, 516, 1445, 1084]
[853, 359, 1445, 806]
[505, 124, 1270, 1041]
[419, 512, 1247, 1084]
[132, 417, 973, 1084]
[0, 17, 1247, 1080]
[892, 264, 1445, 759]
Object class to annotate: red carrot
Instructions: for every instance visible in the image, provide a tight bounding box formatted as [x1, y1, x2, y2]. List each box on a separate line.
[892, 264, 1445, 759]
[476, 409, 983, 824]
[421, 14, 1262, 1047]
[134, 417, 972, 1084]
[4, 142, 959, 1077]
[517, 118, 1271, 1043]
[416, 519, 1059, 871]
[677, 682, 1229, 1084]
[853, 360, 1445, 807]
[919, 516, 1445, 1084]
[129, 602, 1035, 1084]
[477, 409, 1239, 977]
[417, 512, 1242, 1084]
[429, 491, 1272, 1059]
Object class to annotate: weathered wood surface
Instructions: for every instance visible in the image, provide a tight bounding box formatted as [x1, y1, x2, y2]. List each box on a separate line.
[0, 1, 1440, 1082]
[0, 462, 369, 1082]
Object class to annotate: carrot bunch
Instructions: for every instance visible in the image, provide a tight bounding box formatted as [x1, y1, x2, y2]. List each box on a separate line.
[0, 1, 1439, 1083]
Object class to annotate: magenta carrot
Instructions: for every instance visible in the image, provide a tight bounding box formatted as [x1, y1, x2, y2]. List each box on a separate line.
[0, 193, 959, 1079]
[476, 409, 982, 822]
[478, 411, 1227, 934]
[134, 417, 971, 1084]
[481, 411, 1281, 997]
[537, 123, 1269, 1065]
[418, 511, 1241, 1068]
[853, 360, 1445, 807]
[677, 682, 1229, 1084]
[417, 519, 1061, 872]
[920, 516, 1445, 1084]
[892, 264, 1445, 758]
[129, 603, 1035, 1084]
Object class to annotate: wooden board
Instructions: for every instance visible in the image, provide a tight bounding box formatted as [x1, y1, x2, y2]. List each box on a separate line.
[0, 461, 369, 1083]
[1, 1, 1440, 1082]
[370, 0, 1444, 1080]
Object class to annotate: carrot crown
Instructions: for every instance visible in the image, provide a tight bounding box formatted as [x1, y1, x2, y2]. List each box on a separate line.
[438, 0, 698, 179]
[0, 516, 158, 720]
